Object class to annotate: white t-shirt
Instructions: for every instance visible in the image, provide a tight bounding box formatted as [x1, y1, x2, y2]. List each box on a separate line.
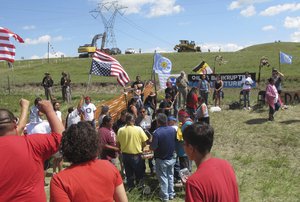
[81, 103, 97, 121]
[242, 76, 253, 90]
[26, 121, 51, 135]
[29, 106, 42, 123]
[67, 109, 81, 128]
[55, 111, 62, 122]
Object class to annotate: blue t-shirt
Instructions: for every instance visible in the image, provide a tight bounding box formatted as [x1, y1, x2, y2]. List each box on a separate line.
[150, 126, 176, 160]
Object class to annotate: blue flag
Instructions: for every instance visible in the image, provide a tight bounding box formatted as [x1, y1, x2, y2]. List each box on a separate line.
[153, 53, 172, 74]
[280, 51, 292, 64]
[153, 53, 172, 89]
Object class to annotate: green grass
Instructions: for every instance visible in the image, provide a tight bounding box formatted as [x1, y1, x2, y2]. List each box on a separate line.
[1, 42, 300, 201]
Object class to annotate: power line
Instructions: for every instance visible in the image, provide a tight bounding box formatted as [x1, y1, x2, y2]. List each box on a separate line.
[89, 1, 127, 48]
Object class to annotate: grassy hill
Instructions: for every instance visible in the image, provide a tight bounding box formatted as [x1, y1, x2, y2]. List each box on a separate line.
[1, 41, 299, 86]
[0, 42, 300, 201]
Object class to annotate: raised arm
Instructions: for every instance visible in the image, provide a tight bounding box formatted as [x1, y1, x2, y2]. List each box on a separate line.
[38, 100, 64, 135]
[17, 99, 30, 136]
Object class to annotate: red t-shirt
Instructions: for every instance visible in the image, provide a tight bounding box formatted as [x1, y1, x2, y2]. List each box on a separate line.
[98, 127, 117, 160]
[186, 93, 198, 109]
[50, 159, 123, 202]
[185, 158, 239, 202]
[0, 133, 61, 202]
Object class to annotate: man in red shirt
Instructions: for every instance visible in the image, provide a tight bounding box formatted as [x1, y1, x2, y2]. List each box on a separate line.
[182, 123, 239, 202]
[0, 99, 64, 202]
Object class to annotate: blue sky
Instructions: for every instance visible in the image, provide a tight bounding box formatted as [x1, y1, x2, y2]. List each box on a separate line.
[1, 0, 300, 60]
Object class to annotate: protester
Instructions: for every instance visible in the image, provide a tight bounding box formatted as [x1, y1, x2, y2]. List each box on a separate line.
[98, 115, 119, 165]
[50, 121, 128, 202]
[52, 101, 63, 175]
[159, 94, 173, 117]
[144, 91, 157, 117]
[167, 116, 181, 186]
[198, 74, 210, 105]
[186, 87, 198, 120]
[26, 97, 43, 134]
[195, 97, 210, 124]
[41, 72, 54, 100]
[113, 110, 127, 134]
[176, 109, 193, 172]
[127, 98, 138, 118]
[136, 107, 154, 174]
[65, 106, 81, 129]
[150, 113, 176, 201]
[0, 99, 64, 202]
[265, 78, 281, 121]
[131, 75, 145, 100]
[241, 72, 253, 110]
[183, 123, 239, 202]
[98, 105, 110, 127]
[213, 74, 224, 107]
[176, 71, 189, 108]
[80, 96, 97, 128]
[272, 69, 284, 95]
[165, 81, 178, 117]
[116, 113, 148, 190]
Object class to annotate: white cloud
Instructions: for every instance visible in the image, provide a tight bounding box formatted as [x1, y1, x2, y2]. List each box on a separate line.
[200, 43, 244, 52]
[147, 0, 183, 18]
[24, 35, 64, 45]
[260, 3, 300, 16]
[30, 51, 66, 60]
[43, 51, 66, 58]
[240, 5, 256, 17]
[30, 55, 40, 60]
[291, 31, 300, 42]
[22, 25, 36, 30]
[262, 25, 275, 31]
[96, 0, 183, 17]
[284, 16, 300, 29]
[228, 0, 270, 10]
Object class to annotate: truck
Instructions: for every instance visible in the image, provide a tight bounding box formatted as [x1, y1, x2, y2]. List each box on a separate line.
[174, 40, 201, 52]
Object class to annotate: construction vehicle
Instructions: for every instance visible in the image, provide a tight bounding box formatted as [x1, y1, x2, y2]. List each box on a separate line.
[78, 32, 107, 57]
[174, 40, 201, 52]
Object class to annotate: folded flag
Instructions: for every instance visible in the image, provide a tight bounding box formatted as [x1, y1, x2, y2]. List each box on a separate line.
[192, 61, 213, 74]
[90, 50, 130, 87]
[0, 27, 24, 63]
[279, 51, 292, 64]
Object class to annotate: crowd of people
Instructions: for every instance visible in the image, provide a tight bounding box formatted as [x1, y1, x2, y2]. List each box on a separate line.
[0, 68, 285, 201]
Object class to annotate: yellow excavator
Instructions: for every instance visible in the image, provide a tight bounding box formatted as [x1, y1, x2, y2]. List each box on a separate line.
[78, 32, 106, 57]
[174, 40, 201, 52]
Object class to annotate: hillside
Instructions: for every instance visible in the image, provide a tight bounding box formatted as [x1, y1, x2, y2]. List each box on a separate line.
[1, 42, 299, 88]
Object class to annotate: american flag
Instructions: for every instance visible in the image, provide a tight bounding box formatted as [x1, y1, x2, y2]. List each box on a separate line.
[90, 50, 130, 87]
[0, 27, 24, 63]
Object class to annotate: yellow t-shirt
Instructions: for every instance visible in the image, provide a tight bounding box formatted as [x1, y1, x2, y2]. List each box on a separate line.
[117, 125, 148, 154]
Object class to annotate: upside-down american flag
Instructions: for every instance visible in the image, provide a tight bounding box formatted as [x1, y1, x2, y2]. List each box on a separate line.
[0, 27, 24, 63]
[90, 50, 130, 87]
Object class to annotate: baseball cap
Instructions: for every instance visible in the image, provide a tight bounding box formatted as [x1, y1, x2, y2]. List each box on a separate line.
[168, 116, 177, 122]
[178, 109, 189, 117]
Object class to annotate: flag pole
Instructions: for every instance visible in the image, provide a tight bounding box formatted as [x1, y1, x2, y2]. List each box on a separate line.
[152, 51, 158, 96]
[278, 51, 281, 72]
[84, 74, 92, 95]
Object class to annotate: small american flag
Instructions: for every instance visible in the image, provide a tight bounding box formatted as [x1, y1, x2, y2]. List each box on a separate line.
[90, 50, 130, 87]
[0, 27, 24, 63]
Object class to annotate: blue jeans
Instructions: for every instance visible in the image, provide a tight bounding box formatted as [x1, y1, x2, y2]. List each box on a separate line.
[243, 90, 250, 107]
[122, 153, 145, 189]
[155, 158, 176, 200]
